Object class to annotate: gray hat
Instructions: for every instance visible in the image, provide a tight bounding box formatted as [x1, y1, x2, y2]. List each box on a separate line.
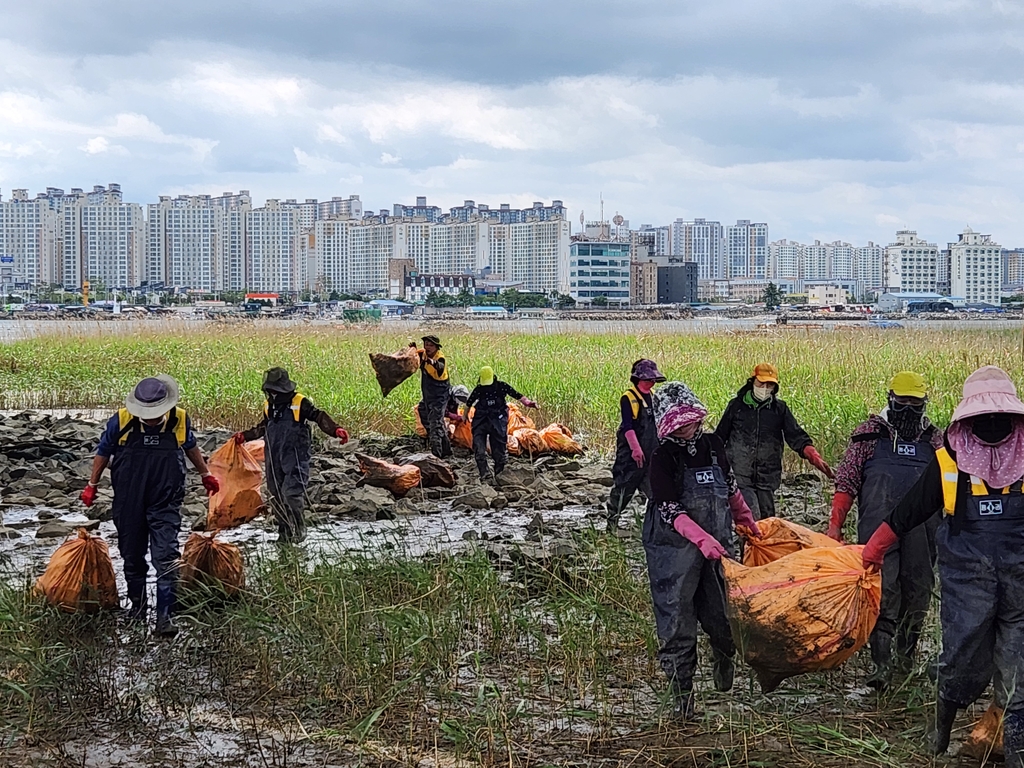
[125, 375, 180, 419]
[262, 367, 297, 394]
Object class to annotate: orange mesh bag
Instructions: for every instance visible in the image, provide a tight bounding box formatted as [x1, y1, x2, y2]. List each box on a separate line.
[369, 347, 420, 397]
[180, 532, 245, 597]
[962, 704, 1004, 760]
[34, 529, 119, 612]
[356, 453, 422, 497]
[539, 424, 583, 456]
[507, 402, 535, 433]
[413, 405, 428, 438]
[512, 427, 548, 456]
[723, 545, 882, 692]
[450, 406, 474, 449]
[742, 517, 841, 567]
[207, 439, 266, 530]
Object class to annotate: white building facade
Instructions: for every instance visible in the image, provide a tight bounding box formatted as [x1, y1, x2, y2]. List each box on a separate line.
[949, 228, 1001, 305]
[670, 218, 726, 280]
[725, 220, 768, 279]
[0, 189, 58, 287]
[884, 230, 939, 294]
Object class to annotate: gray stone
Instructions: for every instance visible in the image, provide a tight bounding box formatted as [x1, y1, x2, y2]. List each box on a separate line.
[35, 521, 74, 538]
[575, 466, 614, 487]
[42, 471, 67, 490]
[461, 529, 479, 541]
[0, 526, 21, 539]
[496, 468, 535, 488]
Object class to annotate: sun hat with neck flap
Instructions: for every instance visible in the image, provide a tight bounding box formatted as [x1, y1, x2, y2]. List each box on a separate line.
[125, 375, 180, 420]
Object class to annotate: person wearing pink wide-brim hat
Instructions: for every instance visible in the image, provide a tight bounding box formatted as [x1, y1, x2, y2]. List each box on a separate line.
[862, 365, 1024, 763]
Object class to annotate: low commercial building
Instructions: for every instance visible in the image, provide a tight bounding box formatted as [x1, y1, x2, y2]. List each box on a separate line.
[404, 273, 475, 304]
[656, 262, 698, 304]
[569, 240, 631, 305]
[807, 284, 849, 306]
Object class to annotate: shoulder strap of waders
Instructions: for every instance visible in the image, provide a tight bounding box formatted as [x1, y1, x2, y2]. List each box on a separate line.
[164, 407, 187, 447]
[624, 387, 643, 420]
[116, 408, 138, 445]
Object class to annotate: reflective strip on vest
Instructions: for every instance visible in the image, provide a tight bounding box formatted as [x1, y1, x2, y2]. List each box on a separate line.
[117, 406, 188, 447]
[936, 446, 1015, 516]
[265, 393, 305, 422]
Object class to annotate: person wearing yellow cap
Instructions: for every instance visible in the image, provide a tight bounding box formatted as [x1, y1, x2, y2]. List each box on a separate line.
[465, 366, 537, 481]
[828, 371, 942, 689]
[714, 363, 833, 519]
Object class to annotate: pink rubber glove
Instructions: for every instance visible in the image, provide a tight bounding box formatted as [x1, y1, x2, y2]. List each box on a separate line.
[672, 514, 728, 560]
[728, 491, 761, 538]
[520, 397, 538, 409]
[624, 429, 645, 467]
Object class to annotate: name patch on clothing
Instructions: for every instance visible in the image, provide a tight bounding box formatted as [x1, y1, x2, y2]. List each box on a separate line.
[143, 435, 161, 447]
[978, 500, 1003, 516]
[695, 470, 715, 485]
[896, 443, 917, 457]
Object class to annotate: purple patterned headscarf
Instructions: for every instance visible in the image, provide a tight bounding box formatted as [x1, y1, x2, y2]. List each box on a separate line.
[653, 381, 708, 440]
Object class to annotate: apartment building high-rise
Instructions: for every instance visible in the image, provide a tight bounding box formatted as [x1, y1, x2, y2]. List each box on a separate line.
[884, 230, 939, 294]
[828, 241, 855, 280]
[211, 191, 252, 292]
[0, 189, 58, 287]
[669, 218, 726, 280]
[66, 184, 145, 291]
[768, 239, 802, 281]
[802, 241, 828, 281]
[447, 199, 567, 224]
[949, 228, 1002, 305]
[248, 200, 302, 294]
[1004, 248, 1024, 287]
[636, 224, 670, 257]
[393, 196, 442, 222]
[317, 195, 362, 221]
[726, 220, 768, 278]
[854, 242, 884, 298]
[146, 195, 222, 290]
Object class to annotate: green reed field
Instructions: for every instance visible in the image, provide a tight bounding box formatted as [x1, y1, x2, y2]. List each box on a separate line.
[0, 322, 1020, 458]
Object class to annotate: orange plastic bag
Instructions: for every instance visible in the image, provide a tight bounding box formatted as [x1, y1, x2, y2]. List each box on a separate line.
[512, 427, 548, 456]
[180, 532, 245, 597]
[723, 545, 882, 692]
[507, 433, 522, 456]
[539, 424, 583, 456]
[450, 405, 474, 449]
[243, 438, 265, 462]
[507, 402, 535, 433]
[207, 439, 266, 530]
[961, 704, 1004, 760]
[34, 529, 118, 612]
[370, 347, 420, 397]
[413, 404, 428, 438]
[356, 453, 422, 497]
[742, 517, 841, 567]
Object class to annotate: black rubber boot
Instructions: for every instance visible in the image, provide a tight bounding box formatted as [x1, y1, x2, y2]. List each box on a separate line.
[671, 688, 697, 720]
[1004, 709, 1024, 768]
[865, 635, 893, 690]
[894, 625, 920, 675]
[926, 698, 959, 755]
[127, 598, 147, 623]
[155, 612, 179, 638]
[713, 650, 735, 692]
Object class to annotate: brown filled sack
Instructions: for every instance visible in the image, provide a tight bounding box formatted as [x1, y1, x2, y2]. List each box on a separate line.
[512, 427, 548, 456]
[207, 438, 266, 530]
[180, 532, 245, 597]
[539, 424, 584, 456]
[507, 402, 535, 433]
[723, 545, 882, 692]
[34, 529, 119, 612]
[742, 517, 841, 567]
[356, 453, 422, 497]
[398, 452, 457, 488]
[370, 347, 420, 397]
[961, 704, 1004, 760]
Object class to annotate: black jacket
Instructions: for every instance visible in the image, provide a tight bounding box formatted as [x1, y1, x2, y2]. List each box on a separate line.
[713, 379, 813, 491]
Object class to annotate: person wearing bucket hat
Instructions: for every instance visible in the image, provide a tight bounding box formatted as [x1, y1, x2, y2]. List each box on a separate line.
[409, 335, 453, 458]
[644, 381, 761, 719]
[828, 371, 943, 689]
[606, 359, 666, 532]
[465, 366, 537, 481]
[79, 375, 218, 637]
[864, 366, 1024, 763]
[234, 368, 349, 544]
[714, 363, 833, 519]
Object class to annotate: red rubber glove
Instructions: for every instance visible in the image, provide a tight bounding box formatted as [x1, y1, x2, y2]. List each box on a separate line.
[335, 427, 349, 444]
[803, 446, 835, 479]
[201, 474, 220, 496]
[862, 521, 898, 572]
[728, 491, 761, 538]
[624, 429, 645, 467]
[232, 432, 246, 444]
[672, 514, 728, 560]
[828, 492, 855, 542]
[80, 484, 97, 507]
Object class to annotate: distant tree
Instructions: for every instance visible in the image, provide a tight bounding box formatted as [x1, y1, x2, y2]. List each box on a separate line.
[425, 290, 458, 308]
[761, 282, 785, 308]
[456, 288, 475, 307]
[554, 293, 576, 309]
[592, 294, 609, 307]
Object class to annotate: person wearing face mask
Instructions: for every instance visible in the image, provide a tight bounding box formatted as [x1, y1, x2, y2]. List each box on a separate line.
[606, 359, 667, 531]
[715, 363, 833, 519]
[863, 366, 1024, 764]
[828, 372, 943, 688]
[644, 381, 762, 719]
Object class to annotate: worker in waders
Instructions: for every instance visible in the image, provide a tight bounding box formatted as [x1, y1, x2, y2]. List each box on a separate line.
[79, 375, 219, 637]
[606, 359, 666, 532]
[465, 366, 537, 481]
[645, 381, 761, 718]
[829, 371, 942, 688]
[235, 368, 349, 544]
[411, 335, 452, 458]
[863, 366, 1024, 764]
[714, 363, 833, 518]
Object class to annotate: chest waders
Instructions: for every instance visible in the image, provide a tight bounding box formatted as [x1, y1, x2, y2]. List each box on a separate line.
[607, 388, 659, 528]
[420, 357, 452, 459]
[857, 432, 938, 684]
[110, 408, 188, 619]
[641, 451, 736, 699]
[264, 395, 312, 543]
[471, 407, 509, 479]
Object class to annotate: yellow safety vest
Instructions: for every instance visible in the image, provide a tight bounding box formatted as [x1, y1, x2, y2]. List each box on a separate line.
[623, 386, 647, 420]
[936, 446, 1017, 516]
[117, 407, 188, 447]
[265, 393, 305, 422]
[422, 352, 449, 382]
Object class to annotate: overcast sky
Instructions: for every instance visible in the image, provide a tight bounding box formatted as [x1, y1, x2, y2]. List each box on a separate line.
[2, 0, 1024, 245]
